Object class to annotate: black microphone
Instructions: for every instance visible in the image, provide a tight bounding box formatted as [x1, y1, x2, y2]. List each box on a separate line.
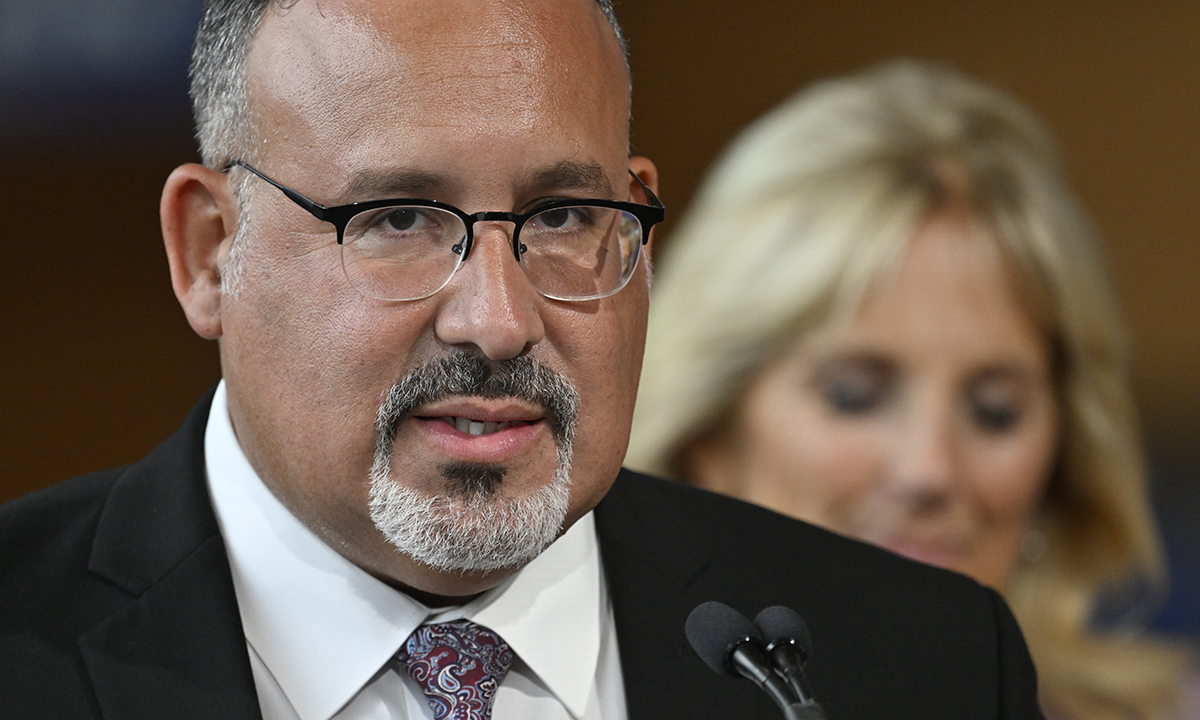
[685, 601, 826, 720]
[754, 606, 825, 716]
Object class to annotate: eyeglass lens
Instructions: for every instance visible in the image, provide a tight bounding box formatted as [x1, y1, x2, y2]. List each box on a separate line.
[340, 204, 645, 302]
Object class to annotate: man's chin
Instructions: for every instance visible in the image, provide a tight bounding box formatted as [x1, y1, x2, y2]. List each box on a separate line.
[365, 349, 581, 574]
[440, 461, 507, 501]
[367, 466, 570, 574]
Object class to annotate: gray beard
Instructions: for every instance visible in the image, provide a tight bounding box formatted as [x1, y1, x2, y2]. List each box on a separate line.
[367, 351, 579, 573]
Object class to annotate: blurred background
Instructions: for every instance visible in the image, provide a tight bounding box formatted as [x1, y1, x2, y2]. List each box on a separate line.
[1, 0, 1195, 641]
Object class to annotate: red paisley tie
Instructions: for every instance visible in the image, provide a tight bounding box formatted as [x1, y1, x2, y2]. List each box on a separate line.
[397, 620, 515, 720]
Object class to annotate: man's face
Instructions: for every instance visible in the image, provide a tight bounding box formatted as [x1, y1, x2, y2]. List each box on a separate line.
[216, 0, 651, 598]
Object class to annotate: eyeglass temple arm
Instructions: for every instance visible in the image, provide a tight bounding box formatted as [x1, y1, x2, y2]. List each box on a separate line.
[628, 168, 663, 208]
[224, 159, 332, 221]
[627, 169, 664, 245]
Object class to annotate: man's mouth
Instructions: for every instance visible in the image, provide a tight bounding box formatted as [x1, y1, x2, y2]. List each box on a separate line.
[405, 407, 546, 464]
[440, 417, 534, 437]
[373, 350, 579, 453]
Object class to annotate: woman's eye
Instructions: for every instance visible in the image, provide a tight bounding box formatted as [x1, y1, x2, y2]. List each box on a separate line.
[960, 372, 1027, 432]
[967, 375, 1029, 433]
[822, 376, 885, 414]
[970, 401, 1020, 432]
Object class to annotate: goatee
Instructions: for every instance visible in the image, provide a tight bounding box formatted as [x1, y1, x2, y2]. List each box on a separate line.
[368, 349, 580, 572]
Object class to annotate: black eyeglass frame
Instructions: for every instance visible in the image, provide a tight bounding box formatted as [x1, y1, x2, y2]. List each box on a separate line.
[224, 159, 664, 264]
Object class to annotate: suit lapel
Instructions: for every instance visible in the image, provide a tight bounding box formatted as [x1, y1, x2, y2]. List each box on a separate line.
[595, 469, 777, 720]
[79, 389, 262, 719]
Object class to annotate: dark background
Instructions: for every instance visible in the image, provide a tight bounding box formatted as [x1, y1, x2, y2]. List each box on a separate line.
[2, 0, 1196, 639]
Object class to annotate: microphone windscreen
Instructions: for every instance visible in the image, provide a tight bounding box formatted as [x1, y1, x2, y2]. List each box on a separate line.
[685, 601, 762, 678]
[754, 605, 813, 659]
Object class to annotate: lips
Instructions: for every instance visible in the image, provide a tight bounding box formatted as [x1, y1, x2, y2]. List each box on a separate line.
[405, 398, 549, 463]
[441, 416, 532, 436]
[416, 399, 544, 430]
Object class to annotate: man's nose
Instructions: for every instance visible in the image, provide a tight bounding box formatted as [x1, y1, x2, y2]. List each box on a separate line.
[432, 222, 545, 360]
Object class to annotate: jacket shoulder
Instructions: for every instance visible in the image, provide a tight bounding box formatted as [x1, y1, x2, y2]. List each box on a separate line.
[0, 467, 127, 585]
[597, 469, 1043, 720]
[0, 388, 260, 719]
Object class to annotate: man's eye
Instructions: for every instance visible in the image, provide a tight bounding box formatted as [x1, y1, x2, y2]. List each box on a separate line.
[530, 206, 594, 231]
[377, 208, 436, 232]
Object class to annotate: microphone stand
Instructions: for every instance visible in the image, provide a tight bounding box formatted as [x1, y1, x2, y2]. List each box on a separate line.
[686, 601, 830, 720]
[765, 638, 821, 708]
[727, 641, 826, 720]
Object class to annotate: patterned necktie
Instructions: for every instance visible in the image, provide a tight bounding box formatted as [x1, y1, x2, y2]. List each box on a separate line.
[397, 620, 515, 720]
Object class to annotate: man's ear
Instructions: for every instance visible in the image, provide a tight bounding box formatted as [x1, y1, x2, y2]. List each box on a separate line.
[629, 155, 659, 256]
[161, 163, 240, 340]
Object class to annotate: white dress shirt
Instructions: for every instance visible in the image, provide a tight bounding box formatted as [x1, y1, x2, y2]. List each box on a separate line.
[204, 381, 628, 720]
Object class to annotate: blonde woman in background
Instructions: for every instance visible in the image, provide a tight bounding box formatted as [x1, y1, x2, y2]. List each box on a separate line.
[626, 60, 1193, 720]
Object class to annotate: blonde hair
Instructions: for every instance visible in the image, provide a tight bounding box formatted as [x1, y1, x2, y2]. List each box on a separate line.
[627, 60, 1188, 719]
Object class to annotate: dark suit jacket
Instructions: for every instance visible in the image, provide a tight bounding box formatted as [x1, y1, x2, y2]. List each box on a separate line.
[1, 390, 1042, 719]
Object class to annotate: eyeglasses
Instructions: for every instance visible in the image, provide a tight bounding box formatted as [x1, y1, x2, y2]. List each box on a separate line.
[224, 160, 664, 302]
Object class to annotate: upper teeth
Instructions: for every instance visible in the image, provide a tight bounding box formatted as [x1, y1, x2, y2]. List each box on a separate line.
[451, 417, 506, 436]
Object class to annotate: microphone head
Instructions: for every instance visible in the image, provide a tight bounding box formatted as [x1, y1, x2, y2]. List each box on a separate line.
[685, 601, 762, 678]
[754, 605, 813, 661]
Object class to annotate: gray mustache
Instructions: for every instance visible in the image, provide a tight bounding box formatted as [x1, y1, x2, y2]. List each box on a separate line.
[375, 350, 580, 449]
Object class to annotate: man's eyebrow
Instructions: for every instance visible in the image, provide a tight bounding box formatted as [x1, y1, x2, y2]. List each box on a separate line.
[335, 160, 617, 205]
[523, 161, 615, 198]
[337, 168, 453, 204]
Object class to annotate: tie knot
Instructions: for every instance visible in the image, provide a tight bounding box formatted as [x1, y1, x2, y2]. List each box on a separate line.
[398, 620, 515, 720]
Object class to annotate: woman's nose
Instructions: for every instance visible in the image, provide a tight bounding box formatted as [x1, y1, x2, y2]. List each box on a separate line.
[887, 397, 960, 511]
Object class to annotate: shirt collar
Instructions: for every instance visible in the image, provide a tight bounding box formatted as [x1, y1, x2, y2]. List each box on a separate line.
[205, 380, 603, 720]
[450, 510, 603, 719]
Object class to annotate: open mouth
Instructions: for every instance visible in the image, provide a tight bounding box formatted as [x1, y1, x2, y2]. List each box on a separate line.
[439, 416, 536, 436]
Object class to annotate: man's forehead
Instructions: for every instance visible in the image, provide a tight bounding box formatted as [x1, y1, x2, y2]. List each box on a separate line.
[245, 0, 631, 197]
[247, 0, 628, 131]
[253, 0, 621, 72]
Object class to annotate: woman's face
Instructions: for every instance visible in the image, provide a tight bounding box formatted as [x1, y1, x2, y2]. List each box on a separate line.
[687, 212, 1059, 591]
